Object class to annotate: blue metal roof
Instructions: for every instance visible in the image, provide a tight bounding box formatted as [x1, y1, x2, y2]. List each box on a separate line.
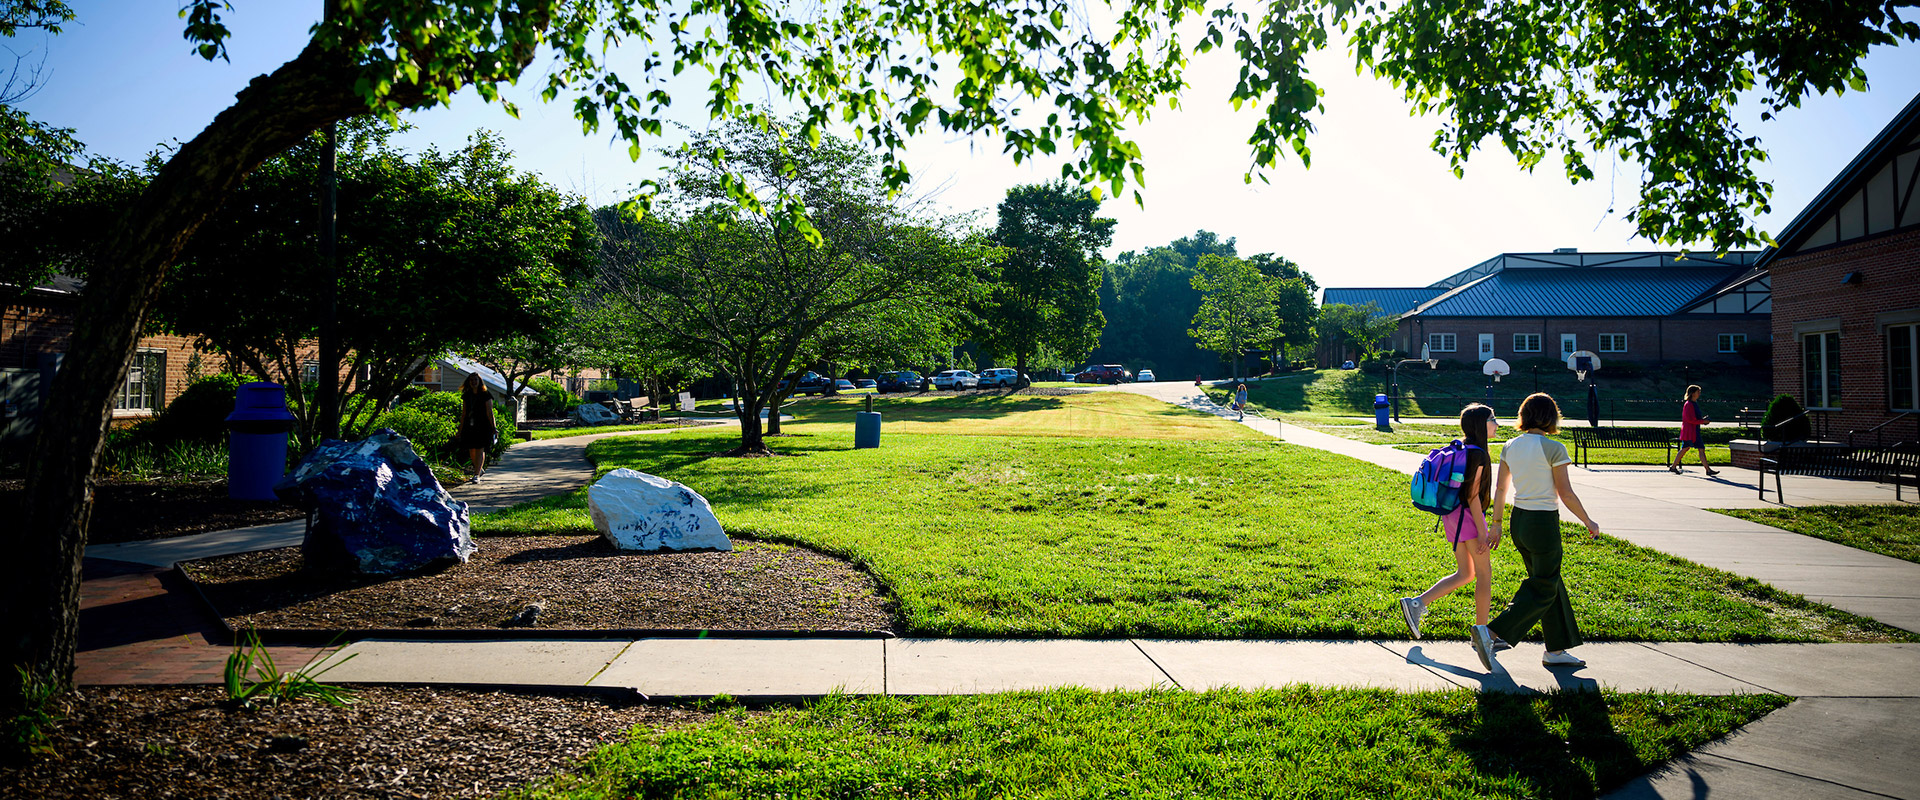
[1321, 287, 1447, 316]
[1411, 266, 1749, 318]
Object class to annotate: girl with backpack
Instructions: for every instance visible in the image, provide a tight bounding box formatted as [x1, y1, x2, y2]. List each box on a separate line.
[1232, 383, 1249, 421]
[1398, 404, 1496, 652]
[1669, 385, 1719, 476]
[1482, 392, 1603, 670]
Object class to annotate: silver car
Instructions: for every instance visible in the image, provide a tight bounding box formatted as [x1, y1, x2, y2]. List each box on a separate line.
[978, 367, 1023, 388]
[931, 369, 979, 390]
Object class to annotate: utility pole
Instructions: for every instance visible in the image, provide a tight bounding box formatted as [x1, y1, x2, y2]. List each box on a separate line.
[315, 0, 341, 440]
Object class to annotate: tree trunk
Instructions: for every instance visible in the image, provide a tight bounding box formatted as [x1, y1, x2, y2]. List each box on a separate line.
[4, 39, 441, 709]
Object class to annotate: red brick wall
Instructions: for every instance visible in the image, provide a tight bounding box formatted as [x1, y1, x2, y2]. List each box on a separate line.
[4, 297, 240, 422]
[1395, 316, 1768, 365]
[1769, 227, 1920, 437]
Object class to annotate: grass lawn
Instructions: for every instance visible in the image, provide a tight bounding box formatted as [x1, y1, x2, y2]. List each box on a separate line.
[515, 689, 1789, 800]
[1213, 369, 1772, 421]
[527, 422, 690, 441]
[479, 396, 1902, 642]
[790, 391, 1263, 441]
[1713, 505, 1920, 564]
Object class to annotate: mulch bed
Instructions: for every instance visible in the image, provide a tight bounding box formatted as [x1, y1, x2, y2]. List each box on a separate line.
[0, 478, 303, 545]
[183, 535, 897, 634]
[1, 686, 710, 799]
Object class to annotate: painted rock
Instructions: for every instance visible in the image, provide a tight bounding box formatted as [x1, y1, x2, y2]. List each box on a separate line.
[275, 428, 474, 575]
[587, 468, 730, 551]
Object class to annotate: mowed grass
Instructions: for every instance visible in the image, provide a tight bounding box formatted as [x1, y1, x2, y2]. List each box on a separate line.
[514, 689, 1789, 800]
[479, 405, 1903, 642]
[1715, 505, 1920, 564]
[792, 390, 1264, 441]
[527, 422, 691, 440]
[1393, 443, 1735, 467]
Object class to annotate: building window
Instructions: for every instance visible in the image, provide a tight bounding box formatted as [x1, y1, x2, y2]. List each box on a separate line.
[1891, 325, 1919, 412]
[116, 349, 166, 413]
[1803, 331, 1842, 409]
[1599, 333, 1627, 353]
[1427, 333, 1456, 353]
[1512, 333, 1541, 352]
[302, 360, 320, 385]
[1718, 333, 1747, 354]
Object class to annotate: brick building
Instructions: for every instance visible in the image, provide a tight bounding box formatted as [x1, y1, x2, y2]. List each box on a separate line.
[2, 277, 214, 433]
[1761, 91, 1920, 440]
[1325, 250, 1767, 367]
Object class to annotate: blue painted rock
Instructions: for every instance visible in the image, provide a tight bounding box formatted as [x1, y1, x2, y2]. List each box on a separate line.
[275, 428, 475, 575]
[587, 468, 730, 551]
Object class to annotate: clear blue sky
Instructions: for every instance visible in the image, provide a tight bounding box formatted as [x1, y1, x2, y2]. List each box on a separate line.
[11, 3, 1920, 288]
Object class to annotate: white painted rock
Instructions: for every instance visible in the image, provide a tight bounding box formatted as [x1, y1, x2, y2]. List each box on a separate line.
[587, 468, 731, 551]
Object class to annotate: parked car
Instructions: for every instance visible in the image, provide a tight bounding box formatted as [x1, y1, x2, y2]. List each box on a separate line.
[833, 379, 856, 392]
[876, 370, 922, 393]
[778, 371, 832, 395]
[1060, 372, 1076, 383]
[978, 367, 1024, 388]
[1076, 364, 1131, 384]
[1137, 369, 1157, 382]
[931, 369, 979, 390]
[853, 378, 877, 390]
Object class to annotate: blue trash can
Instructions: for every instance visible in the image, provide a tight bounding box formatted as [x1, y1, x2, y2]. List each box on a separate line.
[227, 382, 298, 501]
[854, 411, 882, 448]
[1374, 393, 1391, 431]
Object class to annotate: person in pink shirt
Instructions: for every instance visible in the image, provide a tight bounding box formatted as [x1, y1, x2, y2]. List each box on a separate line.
[1669, 384, 1719, 476]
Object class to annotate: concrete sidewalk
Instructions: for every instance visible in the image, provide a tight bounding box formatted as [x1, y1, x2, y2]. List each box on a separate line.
[306, 637, 1920, 700]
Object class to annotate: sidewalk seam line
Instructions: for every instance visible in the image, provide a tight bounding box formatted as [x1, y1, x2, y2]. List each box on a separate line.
[583, 640, 636, 687]
[881, 638, 889, 696]
[1128, 640, 1182, 692]
[1689, 751, 1906, 799]
[1632, 643, 1785, 695]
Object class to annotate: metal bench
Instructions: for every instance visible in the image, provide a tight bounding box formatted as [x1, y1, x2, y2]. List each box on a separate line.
[620, 396, 659, 422]
[1564, 426, 1677, 468]
[1731, 407, 1767, 439]
[1758, 443, 1920, 502]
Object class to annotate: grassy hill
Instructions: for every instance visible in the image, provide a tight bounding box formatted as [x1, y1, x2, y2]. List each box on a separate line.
[1218, 365, 1773, 421]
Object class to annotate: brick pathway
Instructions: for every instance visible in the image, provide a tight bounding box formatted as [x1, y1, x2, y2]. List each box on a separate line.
[76, 557, 329, 685]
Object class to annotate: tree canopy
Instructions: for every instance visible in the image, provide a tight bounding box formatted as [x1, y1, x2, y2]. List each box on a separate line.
[971, 181, 1114, 377]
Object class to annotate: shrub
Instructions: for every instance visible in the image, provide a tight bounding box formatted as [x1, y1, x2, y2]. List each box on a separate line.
[402, 391, 463, 419]
[1762, 394, 1812, 441]
[364, 391, 513, 463]
[148, 373, 247, 446]
[526, 377, 578, 418]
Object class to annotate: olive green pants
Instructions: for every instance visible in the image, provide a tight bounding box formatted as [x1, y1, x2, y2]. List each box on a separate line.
[1489, 508, 1583, 652]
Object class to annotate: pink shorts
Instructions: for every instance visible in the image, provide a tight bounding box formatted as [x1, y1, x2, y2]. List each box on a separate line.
[1444, 509, 1484, 545]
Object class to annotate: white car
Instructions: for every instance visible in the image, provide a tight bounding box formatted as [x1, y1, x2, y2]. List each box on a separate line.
[1137, 369, 1157, 382]
[978, 367, 1023, 388]
[931, 369, 979, 390]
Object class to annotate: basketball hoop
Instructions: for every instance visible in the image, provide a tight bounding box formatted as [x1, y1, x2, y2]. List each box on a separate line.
[1566, 350, 1602, 382]
[1483, 358, 1511, 384]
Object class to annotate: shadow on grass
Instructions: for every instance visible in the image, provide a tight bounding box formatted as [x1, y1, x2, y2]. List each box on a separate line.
[1455, 691, 1638, 799]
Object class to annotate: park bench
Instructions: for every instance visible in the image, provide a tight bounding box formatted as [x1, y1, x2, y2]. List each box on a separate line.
[1757, 443, 1920, 502]
[620, 396, 659, 423]
[1731, 407, 1767, 439]
[1564, 426, 1677, 468]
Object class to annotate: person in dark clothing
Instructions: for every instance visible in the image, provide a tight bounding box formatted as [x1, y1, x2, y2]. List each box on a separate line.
[455, 372, 498, 478]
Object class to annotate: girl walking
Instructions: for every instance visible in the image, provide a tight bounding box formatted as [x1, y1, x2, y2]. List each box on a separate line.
[1233, 383, 1249, 421]
[1398, 404, 1497, 648]
[1669, 385, 1719, 476]
[455, 372, 498, 479]
[1480, 392, 1603, 670]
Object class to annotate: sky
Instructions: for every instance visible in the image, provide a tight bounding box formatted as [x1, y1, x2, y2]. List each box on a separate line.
[11, 3, 1920, 292]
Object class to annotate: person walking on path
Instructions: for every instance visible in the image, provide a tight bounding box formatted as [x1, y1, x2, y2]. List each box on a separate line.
[1669, 384, 1720, 476]
[1480, 392, 1603, 671]
[1233, 383, 1249, 421]
[455, 372, 498, 479]
[1399, 404, 1497, 645]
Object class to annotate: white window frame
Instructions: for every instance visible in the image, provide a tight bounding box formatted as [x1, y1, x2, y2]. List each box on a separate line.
[1560, 333, 1578, 356]
[1427, 333, 1456, 353]
[1803, 330, 1842, 410]
[1891, 324, 1920, 413]
[1478, 333, 1494, 360]
[1512, 333, 1542, 353]
[115, 348, 166, 413]
[1718, 333, 1747, 354]
[1599, 333, 1628, 353]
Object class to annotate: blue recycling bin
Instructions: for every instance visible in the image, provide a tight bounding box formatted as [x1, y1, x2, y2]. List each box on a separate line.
[227, 382, 298, 501]
[854, 411, 882, 448]
[1374, 393, 1391, 431]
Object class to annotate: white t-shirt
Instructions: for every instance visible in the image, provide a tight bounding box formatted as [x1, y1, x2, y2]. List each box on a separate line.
[1502, 433, 1571, 511]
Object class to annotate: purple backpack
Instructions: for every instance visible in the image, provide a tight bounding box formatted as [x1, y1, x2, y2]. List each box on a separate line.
[1411, 440, 1479, 517]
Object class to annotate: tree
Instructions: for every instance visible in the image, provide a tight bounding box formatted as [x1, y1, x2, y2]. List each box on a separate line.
[154, 126, 596, 447]
[1262, 276, 1318, 370]
[9, 0, 1917, 721]
[1322, 302, 1400, 366]
[972, 181, 1115, 378]
[1189, 254, 1276, 380]
[1094, 230, 1237, 377]
[596, 120, 994, 454]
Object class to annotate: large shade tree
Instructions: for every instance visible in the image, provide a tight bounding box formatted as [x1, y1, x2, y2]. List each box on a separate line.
[5, 0, 1917, 720]
[971, 181, 1115, 378]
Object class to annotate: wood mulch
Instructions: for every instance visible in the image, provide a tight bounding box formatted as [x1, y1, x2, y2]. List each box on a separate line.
[183, 535, 897, 633]
[0, 478, 304, 545]
[1, 686, 711, 799]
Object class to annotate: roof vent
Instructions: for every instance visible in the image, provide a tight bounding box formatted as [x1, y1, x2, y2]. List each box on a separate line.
[1553, 247, 1578, 254]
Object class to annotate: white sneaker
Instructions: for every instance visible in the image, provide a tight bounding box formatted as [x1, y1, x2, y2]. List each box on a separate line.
[1398, 597, 1426, 639]
[1471, 625, 1497, 671]
[1541, 650, 1587, 667]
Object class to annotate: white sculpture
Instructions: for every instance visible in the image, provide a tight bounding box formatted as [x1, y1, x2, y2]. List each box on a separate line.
[587, 468, 731, 551]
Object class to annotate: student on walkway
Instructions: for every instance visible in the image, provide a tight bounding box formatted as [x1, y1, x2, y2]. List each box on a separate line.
[1399, 404, 1497, 644]
[1481, 392, 1603, 670]
[1233, 383, 1249, 421]
[1669, 384, 1720, 476]
[455, 372, 498, 479]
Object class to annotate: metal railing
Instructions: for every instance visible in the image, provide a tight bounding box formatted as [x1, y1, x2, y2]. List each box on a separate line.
[1847, 412, 1917, 449]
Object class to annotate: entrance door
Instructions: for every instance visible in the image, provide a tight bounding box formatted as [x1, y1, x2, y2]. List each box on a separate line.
[1561, 333, 1578, 357]
[1478, 333, 1494, 361]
